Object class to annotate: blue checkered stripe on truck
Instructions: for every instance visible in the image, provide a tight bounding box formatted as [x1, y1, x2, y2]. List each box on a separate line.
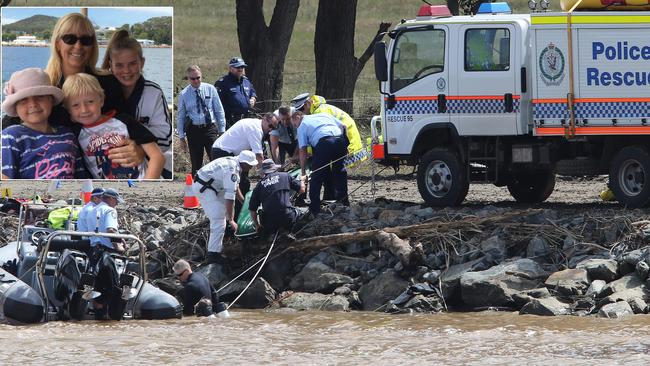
[533, 102, 569, 120]
[385, 96, 520, 116]
[534, 100, 649, 120]
[575, 102, 648, 119]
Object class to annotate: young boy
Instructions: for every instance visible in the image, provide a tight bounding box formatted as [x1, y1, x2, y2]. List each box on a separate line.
[1, 68, 84, 179]
[61, 73, 164, 179]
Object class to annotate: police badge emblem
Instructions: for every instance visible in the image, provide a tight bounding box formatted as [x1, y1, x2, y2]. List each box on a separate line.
[539, 42, 565, 86]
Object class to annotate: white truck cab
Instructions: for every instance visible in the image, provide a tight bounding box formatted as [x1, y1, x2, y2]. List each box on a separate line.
[372, 2, 650, 207]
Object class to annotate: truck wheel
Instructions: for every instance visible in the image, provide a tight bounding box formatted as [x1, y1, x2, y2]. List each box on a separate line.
[609, 146, 650, 208]
[507, 169, 555, 203]
[417, 148, 468, 206]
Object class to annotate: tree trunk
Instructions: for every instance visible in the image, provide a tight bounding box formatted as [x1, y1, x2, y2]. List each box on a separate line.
[236, 0, 299, 113]
[314, 0, 390, 114]
[447, 0, 460, 15]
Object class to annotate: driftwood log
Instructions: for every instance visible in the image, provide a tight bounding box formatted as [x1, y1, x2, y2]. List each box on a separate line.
[287, 209, 543, 254]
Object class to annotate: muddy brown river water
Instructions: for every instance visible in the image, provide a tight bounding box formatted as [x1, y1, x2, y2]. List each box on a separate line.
[2, 310, 650, 365]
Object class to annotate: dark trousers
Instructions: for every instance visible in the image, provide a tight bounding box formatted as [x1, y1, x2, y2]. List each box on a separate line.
[310, 136, 348, 214]
[278, 141, 297, 164]
[187, 123, 219, 176]
[210, 148, 251, 221]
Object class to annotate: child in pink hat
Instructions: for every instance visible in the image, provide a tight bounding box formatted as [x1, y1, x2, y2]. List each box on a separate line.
[1, 68, 84, 179]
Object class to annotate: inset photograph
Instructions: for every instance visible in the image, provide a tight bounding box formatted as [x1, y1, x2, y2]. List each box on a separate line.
[1, 7, 173, 179]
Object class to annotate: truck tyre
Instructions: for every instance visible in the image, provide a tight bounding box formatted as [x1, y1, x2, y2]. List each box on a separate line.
[609, 146, 650, 208]
[417, 148, 468, 206]
[507, 169, 555, 203]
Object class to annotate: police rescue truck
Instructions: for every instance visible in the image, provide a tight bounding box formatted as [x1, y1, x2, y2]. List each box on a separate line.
[371, 2, 650, 207]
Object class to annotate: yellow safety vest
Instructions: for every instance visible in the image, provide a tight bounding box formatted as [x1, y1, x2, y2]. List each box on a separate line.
[309, 95, 367, 167]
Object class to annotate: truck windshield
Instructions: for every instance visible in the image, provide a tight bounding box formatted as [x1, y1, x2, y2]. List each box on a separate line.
[391, 29, 445, 92]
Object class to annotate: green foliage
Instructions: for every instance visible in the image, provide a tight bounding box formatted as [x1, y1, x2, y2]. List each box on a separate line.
[129, 16, 171, 45]
[2, 33, 17, 42]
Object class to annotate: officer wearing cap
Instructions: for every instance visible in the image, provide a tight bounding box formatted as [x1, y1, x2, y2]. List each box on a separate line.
[249, 159, 306, 235]
[177, 65, 227, 176]
[90, 188, 126, 253]
[291, 93, 366, 172]
[88, 188, 126, 320]
[77, 187, 104, 234]
[215, 57, 257, 130]
[193, 150, 258, 264]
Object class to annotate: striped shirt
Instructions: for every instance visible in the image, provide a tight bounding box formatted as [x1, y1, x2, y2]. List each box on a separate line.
[177, 82, 226, 138]
[1, 124, 84, 179]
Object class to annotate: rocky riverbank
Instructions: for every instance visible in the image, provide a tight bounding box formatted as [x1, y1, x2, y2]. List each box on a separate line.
[1, 177, 646, 317]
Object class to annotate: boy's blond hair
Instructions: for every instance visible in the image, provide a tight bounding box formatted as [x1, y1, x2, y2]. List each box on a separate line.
[61, 73, 105, 104]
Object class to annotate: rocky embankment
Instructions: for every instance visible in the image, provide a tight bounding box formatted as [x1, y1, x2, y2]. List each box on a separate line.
[48, 198, 650, 317]
[1, 177, 647, 317]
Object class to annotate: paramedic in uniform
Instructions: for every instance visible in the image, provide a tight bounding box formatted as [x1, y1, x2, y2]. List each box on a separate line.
[215, 57, 257, 129]
[192, 150, 258, 264]
[177, 65, 226, 176]
[291, 110, 348, 215]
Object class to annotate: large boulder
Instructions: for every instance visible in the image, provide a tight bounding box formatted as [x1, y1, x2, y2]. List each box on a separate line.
[289, 261, 338, 293]
[598, 301, 634, 318]
[279, 292, 350, 311]
[527, 236, 551, 259]
[585, 279, 607, 298]
[440, 257, 487, 301]
[358, 269, 409, 311]
[576, 258, 618, 282]
[601, 274, 645, 297]
[480, 236, 507, 263]
[197, 263, 229, 288]
[519, 297, 571, 316]
[460, 259, 547, 308]
[544, 268, 590, 296]
[231, 277, 277, 309]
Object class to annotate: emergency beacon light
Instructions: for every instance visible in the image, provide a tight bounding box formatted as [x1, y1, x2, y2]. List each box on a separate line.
[417, 5, 452, 18]
[477, 2, 513, 14]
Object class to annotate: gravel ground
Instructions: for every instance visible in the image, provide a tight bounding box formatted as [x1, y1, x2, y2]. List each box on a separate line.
[0, 174, 613, 210]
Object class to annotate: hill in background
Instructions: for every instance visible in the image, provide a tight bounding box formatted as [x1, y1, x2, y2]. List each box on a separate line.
[3, 14, 57, 34]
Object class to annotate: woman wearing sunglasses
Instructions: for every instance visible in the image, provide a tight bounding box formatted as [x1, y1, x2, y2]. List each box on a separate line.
[44, 13, 145, 174]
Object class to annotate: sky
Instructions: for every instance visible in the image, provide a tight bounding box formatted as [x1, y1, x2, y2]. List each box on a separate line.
[1, 7, 172, 28]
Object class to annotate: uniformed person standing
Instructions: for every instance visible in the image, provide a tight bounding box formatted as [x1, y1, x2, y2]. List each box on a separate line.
[76, 187, 104, 234]
[292, 111, 348, 215]
[177, 65, 226, 176]
[215, 57, 257, 130]
[291, 93, 366, 168]
[192, 150, 258, 264]
[89, 188, 126, 320]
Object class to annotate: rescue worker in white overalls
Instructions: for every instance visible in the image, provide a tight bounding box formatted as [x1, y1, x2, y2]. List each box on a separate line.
[192, 150, 258, 264]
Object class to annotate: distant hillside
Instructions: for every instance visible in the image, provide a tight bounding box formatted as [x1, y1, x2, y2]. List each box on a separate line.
[3, 14, 58, 35]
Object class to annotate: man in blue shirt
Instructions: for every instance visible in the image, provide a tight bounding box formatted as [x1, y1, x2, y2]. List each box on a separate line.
[215, 57, 257, 130]
[292, 111, 348, 214]
[178, 65, 227, 176]
[77, 187, 104, 234]
[90, 188, 125, 253]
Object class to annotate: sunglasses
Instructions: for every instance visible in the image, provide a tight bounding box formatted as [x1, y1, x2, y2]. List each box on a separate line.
[61, 34, 94, 46]
[175, 269, 187, 278]
[189, 76, 201, 81]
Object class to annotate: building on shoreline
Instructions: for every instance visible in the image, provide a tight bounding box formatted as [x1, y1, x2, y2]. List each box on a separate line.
[12, 35, 48, 46]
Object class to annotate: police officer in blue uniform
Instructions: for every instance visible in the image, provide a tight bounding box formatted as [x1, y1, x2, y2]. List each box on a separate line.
[215, 57, 257, 130]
